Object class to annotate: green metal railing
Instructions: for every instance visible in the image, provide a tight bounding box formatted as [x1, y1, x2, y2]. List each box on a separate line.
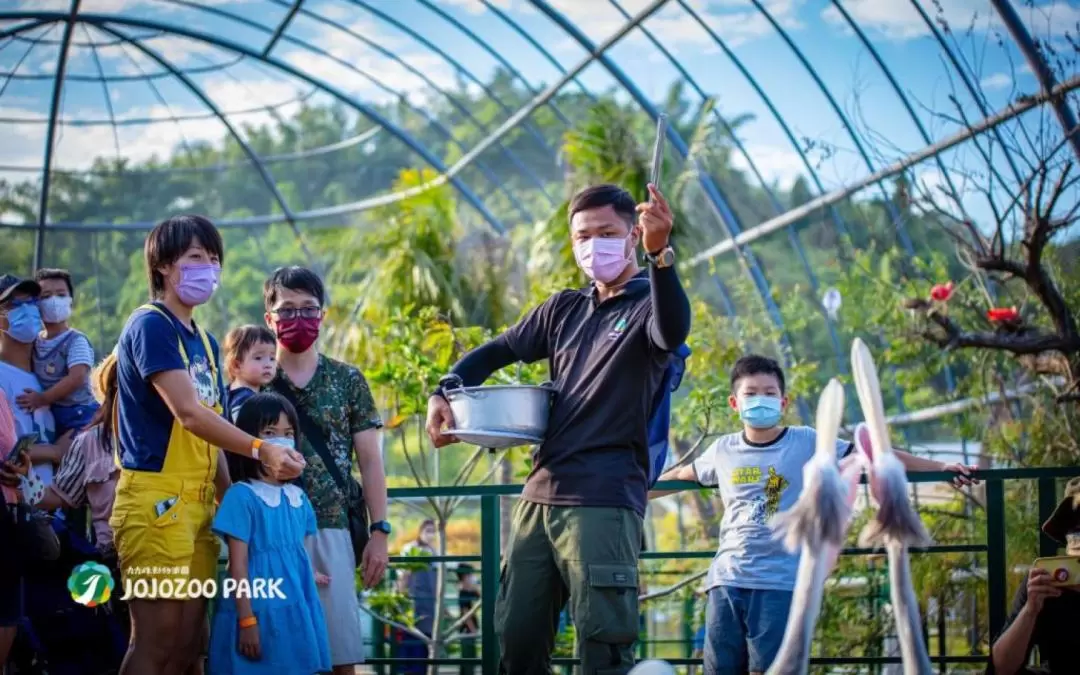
[371, 467, 1080, 673]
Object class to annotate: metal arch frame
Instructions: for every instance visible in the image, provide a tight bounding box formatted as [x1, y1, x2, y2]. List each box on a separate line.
[672, 0, 921, 419]
[828, 0, 958, 394]
[34, 0, 80, 270]
[0, 82, 320, 127]
[478, 0, 596, 103]
[606, 0, 847, 373]
[339, 0, 560, 161]
[528, 0, 809, 420]
[283, 3, 557, 209]
[412, 0, 574, 128]
[748, 0, 915, 257]
[80, 23, 121, 159]
[0, 52, 247, 82]
[0, 127, 384, 177]
[989, 0, 1080, 163]
[93, 22, 318, 266]
[908, 0, 1025, 187]
[830, 0, 973, 224]
[0, 0, 678, 235]
[262, 0, 301, 58]
[157, 0, 538, 223]
[3, 10, 509, 236]
[676, 1, 852, 241]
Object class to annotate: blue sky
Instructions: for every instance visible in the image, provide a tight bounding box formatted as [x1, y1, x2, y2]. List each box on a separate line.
[1, 0, 1078, 233]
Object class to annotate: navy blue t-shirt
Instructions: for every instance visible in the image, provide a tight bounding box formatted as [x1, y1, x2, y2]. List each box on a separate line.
[227, 387, 255, 423]
[115, 303, 225, 472]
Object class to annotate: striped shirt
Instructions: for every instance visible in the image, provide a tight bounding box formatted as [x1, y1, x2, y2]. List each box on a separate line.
[36, 330, 95, 369]
[52, 425, 118, 551]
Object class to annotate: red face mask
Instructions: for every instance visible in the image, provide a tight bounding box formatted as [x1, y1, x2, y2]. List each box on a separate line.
[276, 317, 321, 354]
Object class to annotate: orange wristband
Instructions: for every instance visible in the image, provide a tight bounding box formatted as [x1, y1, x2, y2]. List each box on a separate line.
[250, 438, 263, 460]
[238, 616, 257, 629]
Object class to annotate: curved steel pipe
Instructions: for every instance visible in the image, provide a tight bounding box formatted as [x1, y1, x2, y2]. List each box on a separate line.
[95, 22, 318, 266]
[607, 0, 845, 373]
[34, 0, 80, 269]
[989, 0, 1080, 163]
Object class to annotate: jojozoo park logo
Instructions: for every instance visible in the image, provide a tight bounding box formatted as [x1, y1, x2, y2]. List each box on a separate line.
[68, 562, 115, 607]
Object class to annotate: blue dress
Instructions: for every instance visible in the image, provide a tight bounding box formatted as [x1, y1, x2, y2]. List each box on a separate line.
[208, 481, 331, 675]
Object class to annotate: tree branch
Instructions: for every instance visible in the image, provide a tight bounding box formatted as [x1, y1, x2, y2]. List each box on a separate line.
[921, 309, 1080, 355]
[638, 569, 707, 603]
[357, 604, 431, 644]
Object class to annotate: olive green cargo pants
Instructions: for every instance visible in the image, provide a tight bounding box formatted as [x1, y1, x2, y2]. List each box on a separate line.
[495, 500, 643, 675]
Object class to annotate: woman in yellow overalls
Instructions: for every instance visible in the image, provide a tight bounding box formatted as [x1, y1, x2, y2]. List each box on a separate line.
[109, 216, 306, 675]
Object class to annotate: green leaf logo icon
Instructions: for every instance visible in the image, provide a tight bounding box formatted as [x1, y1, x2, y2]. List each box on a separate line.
[67, 562, 114, 607]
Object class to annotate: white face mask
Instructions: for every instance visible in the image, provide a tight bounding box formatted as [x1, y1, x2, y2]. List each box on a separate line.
[263, 436, 295, 450]
[40, 296, 72, 324]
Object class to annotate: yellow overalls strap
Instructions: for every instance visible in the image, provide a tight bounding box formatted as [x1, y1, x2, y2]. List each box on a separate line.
[137, 304, 220, 385]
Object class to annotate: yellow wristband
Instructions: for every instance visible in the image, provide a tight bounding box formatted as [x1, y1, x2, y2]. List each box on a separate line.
[238, 616, 257, 629]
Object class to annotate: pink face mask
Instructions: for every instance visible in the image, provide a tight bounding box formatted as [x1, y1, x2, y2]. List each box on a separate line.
[573, 236, 632, 283]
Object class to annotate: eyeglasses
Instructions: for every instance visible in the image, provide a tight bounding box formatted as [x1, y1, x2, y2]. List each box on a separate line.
[272, 306, 322, 320]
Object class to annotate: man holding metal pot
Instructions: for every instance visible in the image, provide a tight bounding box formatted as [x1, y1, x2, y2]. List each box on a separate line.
[425, 182, 691, 674]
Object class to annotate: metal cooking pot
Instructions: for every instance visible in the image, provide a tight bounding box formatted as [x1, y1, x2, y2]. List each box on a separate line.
[441, 374, 556, 449]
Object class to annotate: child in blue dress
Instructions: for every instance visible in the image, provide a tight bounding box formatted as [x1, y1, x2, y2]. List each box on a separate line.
[208, 392, 331, 674]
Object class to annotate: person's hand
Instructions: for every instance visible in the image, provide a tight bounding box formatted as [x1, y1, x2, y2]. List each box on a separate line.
[0, 450, 30, 487]
[259, 441, 306, 481]
[314, 572, 331, 587]
[238, 623, 261, 660]
[425, 395, 458, 448]
[636, 184, 673, 254]
[1024, 567, 1061, 614]
[361, 533, 389, 589]
[941, 462, 979, 488]
[15, 389, 46, 412]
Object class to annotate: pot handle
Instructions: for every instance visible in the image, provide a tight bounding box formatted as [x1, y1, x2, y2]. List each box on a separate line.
[440, 373, 464, 392]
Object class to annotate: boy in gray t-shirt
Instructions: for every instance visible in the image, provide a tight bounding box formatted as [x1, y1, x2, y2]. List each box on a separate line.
[653, 354, 975, 674]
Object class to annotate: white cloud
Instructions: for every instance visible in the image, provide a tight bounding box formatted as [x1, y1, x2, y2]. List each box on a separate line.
[730, 143, 806, 191]
[980, 72, 1013, 90]
[822, 0, 1080, 43]
[435, 0, 514, 14]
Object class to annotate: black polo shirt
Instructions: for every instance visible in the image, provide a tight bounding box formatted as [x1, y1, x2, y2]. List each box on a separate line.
[503, 272, 673, 517]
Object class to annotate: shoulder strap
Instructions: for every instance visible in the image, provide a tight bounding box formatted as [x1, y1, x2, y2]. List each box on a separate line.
[138, 304, 218, 381]
[138, 304, 189, 368]
[270, 378, 352, 496]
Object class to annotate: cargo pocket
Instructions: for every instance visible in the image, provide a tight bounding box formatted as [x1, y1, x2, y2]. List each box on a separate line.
[580, 563, 639, 644]
[146, 497, 194, 564]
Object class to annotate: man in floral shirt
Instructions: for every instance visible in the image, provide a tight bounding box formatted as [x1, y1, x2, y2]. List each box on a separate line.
[263, 266, 389, 673]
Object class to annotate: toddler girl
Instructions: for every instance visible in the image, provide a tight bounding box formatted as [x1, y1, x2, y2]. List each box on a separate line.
[208, 392, 330, 675]
[223, 325, 277, 422]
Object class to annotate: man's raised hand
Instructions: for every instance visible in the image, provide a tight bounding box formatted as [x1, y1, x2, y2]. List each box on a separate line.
[636, 184, 673, 254]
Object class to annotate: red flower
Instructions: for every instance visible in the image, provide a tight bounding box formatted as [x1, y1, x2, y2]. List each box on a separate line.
[929, 282, 954, 302]
[987, 307, 1020, 323]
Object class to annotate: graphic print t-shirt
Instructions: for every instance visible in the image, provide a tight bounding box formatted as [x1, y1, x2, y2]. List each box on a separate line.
[692, 426, 853, 592]
[115, 304, 224, 472]
[0, 360, 57, 486]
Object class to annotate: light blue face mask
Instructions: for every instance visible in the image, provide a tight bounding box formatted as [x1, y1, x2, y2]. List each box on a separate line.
[263, 436, 295, 450]
[738, 395, 783, 429]
[3, 302, 42, 344]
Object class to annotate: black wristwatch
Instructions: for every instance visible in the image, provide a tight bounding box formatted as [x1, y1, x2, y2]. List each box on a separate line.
[645, 246, 675, 268]
[432, 374, 463, 401]
[369, 520, 392, 537]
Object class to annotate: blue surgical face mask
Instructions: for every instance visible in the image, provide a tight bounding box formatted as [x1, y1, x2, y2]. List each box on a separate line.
[263, 436, 295, 450]
[3, 302, 42, 344]
[738, 395, 783, 429]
